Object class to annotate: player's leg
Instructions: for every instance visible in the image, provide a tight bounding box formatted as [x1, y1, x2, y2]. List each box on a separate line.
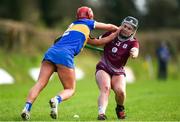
[96, 70, 111, 120]
[21, 61, 55, 120]
[111, 74, 126, 119]
[49, 64, 76, 119]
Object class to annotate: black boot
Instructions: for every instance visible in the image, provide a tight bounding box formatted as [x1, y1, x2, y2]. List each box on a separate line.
[115, 105, 126, 119]
[97, 114, 107, 120]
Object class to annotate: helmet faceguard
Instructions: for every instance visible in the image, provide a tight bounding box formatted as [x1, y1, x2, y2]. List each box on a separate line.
[119, 16, 139, 40]
[76, 6, 94, 19]
[121, 16, 139, 29]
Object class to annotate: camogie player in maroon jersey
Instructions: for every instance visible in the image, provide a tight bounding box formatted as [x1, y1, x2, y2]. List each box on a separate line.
[94, 16, 139, 120]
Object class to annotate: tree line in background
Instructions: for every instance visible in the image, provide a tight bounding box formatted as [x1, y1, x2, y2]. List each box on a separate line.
[0, 0, 180, 29]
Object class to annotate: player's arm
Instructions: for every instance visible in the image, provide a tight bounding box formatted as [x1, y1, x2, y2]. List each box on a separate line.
[95, 21, 118, 32]
[130, 41, 139, 59]
[87, 30, 118, 46]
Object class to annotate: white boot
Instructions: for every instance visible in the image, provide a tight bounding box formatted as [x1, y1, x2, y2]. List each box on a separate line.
[49, 98, 58, 119]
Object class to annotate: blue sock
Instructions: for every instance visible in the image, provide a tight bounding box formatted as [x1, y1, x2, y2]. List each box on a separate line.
[24, 102, 32, 112]
[56, 96, 62, 103]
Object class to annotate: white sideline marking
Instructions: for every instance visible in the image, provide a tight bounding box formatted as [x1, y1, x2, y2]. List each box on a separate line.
[0, 68, 15, 84]
[124, 66, 135, 84]
[75, 67, 84, 80]
[29, 67, 84, 82]
[29, 67, 41, 81]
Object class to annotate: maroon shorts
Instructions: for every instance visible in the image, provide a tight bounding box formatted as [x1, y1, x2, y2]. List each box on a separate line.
[96, 61, 126, 77]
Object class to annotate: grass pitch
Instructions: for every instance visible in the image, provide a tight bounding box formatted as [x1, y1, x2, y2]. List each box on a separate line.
[0, 51, 180, 121]
[0, 78, 180, 121]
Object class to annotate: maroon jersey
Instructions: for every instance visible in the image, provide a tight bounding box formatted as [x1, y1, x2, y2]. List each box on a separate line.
[101, 32, 139, 70]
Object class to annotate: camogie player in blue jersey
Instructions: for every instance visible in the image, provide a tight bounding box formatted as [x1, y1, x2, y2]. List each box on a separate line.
[21, 6, 119, 120]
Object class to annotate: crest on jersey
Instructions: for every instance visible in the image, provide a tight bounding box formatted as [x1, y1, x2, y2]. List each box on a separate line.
[123, 44, 128, 48]
[112, 47, 118, 53]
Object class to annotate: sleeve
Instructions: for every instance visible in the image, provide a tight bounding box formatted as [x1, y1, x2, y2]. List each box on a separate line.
[86, 20, 95, 30]
[130, 39, 139, 58]
[54, 36, 62, 44]
[132, 39, 139, 49]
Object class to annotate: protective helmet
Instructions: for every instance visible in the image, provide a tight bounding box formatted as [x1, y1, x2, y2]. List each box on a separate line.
[122, 16, 139, 29]
[76, 6, 94, 19]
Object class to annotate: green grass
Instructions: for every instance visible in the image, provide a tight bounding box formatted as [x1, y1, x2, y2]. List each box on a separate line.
[0, 50, 180, 121]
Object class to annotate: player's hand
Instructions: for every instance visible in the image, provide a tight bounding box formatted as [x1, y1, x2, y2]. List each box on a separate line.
[130, 47, 139, 58]
[118, 26, 122, 30]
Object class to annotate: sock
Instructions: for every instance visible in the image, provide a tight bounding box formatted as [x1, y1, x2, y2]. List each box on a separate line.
[116, 104, 124, 111]
[55, 95, 62, 103]
[98, 106, 106, 115]
[24, 102, 32, 112]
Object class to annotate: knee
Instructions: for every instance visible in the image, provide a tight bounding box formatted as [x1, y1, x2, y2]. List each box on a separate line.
[101, 85, 111, 95]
